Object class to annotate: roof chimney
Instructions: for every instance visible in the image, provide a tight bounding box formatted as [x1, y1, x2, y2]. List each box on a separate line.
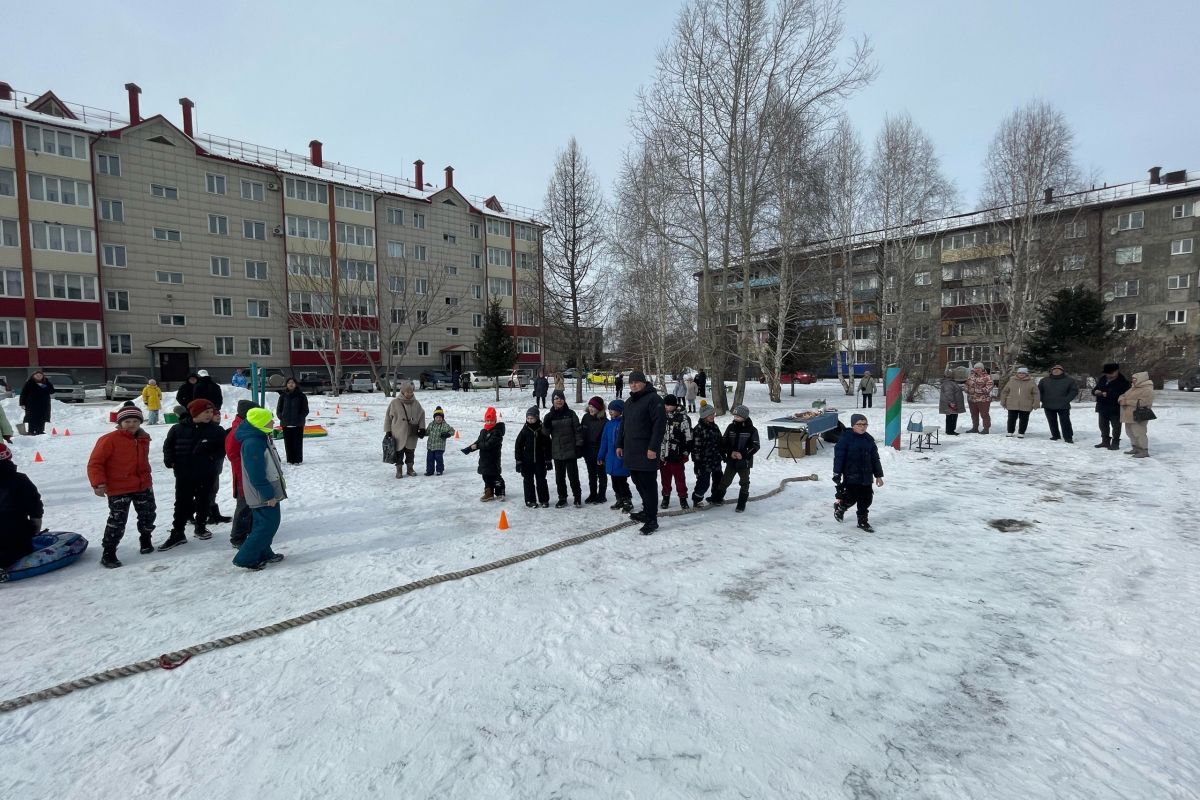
[0, 82, 12, 101]
[179, 97, 194, 137]
[444, 165, 454, 189]
[124, 82, 142, 124]
[1149, 166, 1162, 185]
[413, 159, 424, 188]
[309, 139, 323, 168]
[1043, 187, 1054, 204]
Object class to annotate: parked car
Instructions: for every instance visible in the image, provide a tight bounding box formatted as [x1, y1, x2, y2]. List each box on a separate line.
[560, 369, 581, 379]
[297, 371, 334, 395]
[43, 372, 86, 403]
[1179, 366, 1200, 392]
[587, 372, 616, 385]
[342, 371, 376, 393]
[106, 374, 150, 400]
[467, 370, 527, 389]
[419, 370, 454, 390]
[0, 375, 12, 399]
[758, 371, 817, 385]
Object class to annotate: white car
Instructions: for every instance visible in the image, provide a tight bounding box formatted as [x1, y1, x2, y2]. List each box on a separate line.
[467, 370, 526, 389]
[342, 372, 376, 393]
[106, 373, 150, 401]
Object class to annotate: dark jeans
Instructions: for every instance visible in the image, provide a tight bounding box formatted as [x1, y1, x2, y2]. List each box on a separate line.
[610, 474, 631, 502]
[693, 465, 724, 500]
[282, 426, 304, 463]
[945, 413, 959, 434]
[630, 469, 658, 521]
[715, 461, 751, 499]
[104, 489, 157, 550]
[425, 449, 445, 475]
[861, 393, 873, 408]
[535, 394, 547, 409]
[230, 492, 252, 547]
[553, 458, 582, 501]
[838, 483, 874, 521]
[522, 468, 550, 504]
[659, 461, 687, 497]
[1098, 410, 1122, 443]
[1006, 409, 1030, 434]
[584, 458, 607, 499]
[173, 472, 215, 533]
[1045, 408, 1074, 441]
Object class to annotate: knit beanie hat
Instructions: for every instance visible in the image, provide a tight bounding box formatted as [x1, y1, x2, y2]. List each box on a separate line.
[851, 413, 867, 425]
[698, 404, 716, 419]
[552, 388, 566, 402]
[628, 370, 648, 384]
[608, 398, 625, 413]
[116, 404, 144, 424]
[973, 363, 985, 370]
[588, 396, 605, 412]
[0, 442, 11, 462]
[1016, 367, 1029, 374]
[1103, 362, 1119, 373]
[483, 407, 497, 429]
[246, 407, 275, 434]
[663, 394, 679, 407]
[187, 399, 215, 418]
[526, 406, 541, 421]
[732, 404, 750, 419]
[236, 399, 259, 418]
[433, 406, 445, 419]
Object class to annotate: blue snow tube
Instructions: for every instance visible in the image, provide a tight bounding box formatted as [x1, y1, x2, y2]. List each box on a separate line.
[1, 533, 89, 583]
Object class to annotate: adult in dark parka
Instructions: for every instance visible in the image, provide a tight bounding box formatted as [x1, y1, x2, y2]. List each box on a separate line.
[1091, 362, 1130, 450]
[616, 370, 666, 535]
[1038, 364, 1079, 443]
[533, 374, 550, 409]
[175, 373, 200, 407]
[192, 369, 225, 411]
[18, 370, 55, 435]
[276, 378, 310, 464]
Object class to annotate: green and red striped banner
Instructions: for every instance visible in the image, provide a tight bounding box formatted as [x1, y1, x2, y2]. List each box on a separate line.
[884, 367, 903, 450]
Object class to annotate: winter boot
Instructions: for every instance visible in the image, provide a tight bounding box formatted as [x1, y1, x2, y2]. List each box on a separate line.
[1107, 439, 1121, 451]
[407, 466, 418, 477]
[1006, 432, 1015, 438]
[619, 498, 634, 513]
[596, 494, 608, 504]
[691, 493, 705, 509]
[584, 493, 598, 504]
[526, 501, 537, 508]
[157, 529, 187, 551]
[208, 505, 232, 524]
[1094, 438, 1111, 449]
[555, 498, 568, 508]
[139, 534, 154, 555]
[100, 547, 122, 569]
[573, 497, 582, 508]
[679, 495, 690, 510]
[857, 518, 874, 533]
[1133, 448, 1150, 459]
[480, 487, 495, 502]
[708, 495, 725, 506]
[194, 524, 213, 541]
[660, 495, 670, 510]
[735, 492, 748, 513]
[1016, 433, 1025, 439]
[1124, 447, 1137, 455]
[980, 428, 989, 435]
[395, 463, 404, 479]
[639, 521, 659, 535]
[834, 502, 846, 522]
[630, 511, 649, 523]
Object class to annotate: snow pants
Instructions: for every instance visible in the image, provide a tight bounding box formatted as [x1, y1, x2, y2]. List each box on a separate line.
[714, 461, 751, 500]
[838, 483, 874, 521]
[553, 458, 581, 502]
[425, 449, 444, 475]
[482, 473, 506, 497]
[659, 461, 687, 498]
[522, 468, 549, 505]
[1126, 421, 1149, 452]
[944, 413, 959, 434]
[969, 401, 991, 431]
[1045, 408, 1074, 441]
[860, 392, 873, 408]
[234, 504, 281, 568]
[229, 491, 252, 548]
[172, 471, 215, 533]
[693, 465, 724, 501]
[104, 489, 156, 550]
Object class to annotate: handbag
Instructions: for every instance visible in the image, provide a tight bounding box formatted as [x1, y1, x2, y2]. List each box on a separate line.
[1132, 400, 1156, 422]
[382, 433, 397, 464]
[906, 411, 924, 433]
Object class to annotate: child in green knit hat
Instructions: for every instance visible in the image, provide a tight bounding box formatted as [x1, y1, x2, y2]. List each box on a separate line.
[423, 407, 456, 476]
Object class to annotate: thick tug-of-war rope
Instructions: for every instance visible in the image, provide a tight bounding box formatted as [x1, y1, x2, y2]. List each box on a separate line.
[0, 474, 819, 715]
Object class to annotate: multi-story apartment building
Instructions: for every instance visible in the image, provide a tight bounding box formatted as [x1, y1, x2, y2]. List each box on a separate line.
[705, 167, 1200, 376]
[0, 82, 546, 386]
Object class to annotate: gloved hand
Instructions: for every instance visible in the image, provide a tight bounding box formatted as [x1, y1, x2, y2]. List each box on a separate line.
[31, 518, 43, 531]
[417, 428, 427, 439]
[461, 446, 472, 455]
[832, 474, 841, 485]
[3, 435, 12, 443]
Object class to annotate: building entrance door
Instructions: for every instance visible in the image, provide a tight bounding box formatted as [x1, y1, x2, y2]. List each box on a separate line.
[159, 352, 191, 384]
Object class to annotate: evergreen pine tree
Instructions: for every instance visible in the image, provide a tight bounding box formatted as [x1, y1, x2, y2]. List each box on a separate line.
[473, 299, 519, 400]
[1021, 287, 1113, 369]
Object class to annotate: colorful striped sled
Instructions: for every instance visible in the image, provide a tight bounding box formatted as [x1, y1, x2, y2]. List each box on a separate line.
[271, 424, 329, 440]
[1, 533, 89, 583]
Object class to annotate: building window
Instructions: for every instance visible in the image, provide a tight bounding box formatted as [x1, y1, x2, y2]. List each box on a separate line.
[152, 227, 182, 242]
[100, 199, 123, 222]
[414, 245, 427, 261]
[471, 284, 482, 299]
[25, 125, 87, 159]
[444, 264, 458, 276]
[488, 277, 513, 296]
[213, 297, 233, 316]
[155, 271, 184, 285]
[289, 291, 332, 314]
[487, 247, 511, 267]
[387, 240, 405, 258]
[1168, 274, 1192, 290]
[1063, 221, 1086, 239]
[390, 308, 406, 324]
[157, 314, 185, 327]
[1170, 238, 1193, 256]
[287, 253, 331, 277]
[240, 179, 265, 201]
[32, 222, 94, 253]
[0, 120, 11, 148]
[912, 243, 931, 259]
[1166, 309, 1188, 325]
[387, 276, 406, 294]
[0, 218, 17, 248]
[443, 233, 458, 246]
[942, 232, 976, 251]
[106, 289, 130, 311]
[472, 313, 483, 328]
[38, 319, 100, 347]
[27, 174, 92, 207]
[96, 153, 121, 176]
[1061, 255, 1085, 271]
[338, 259, 376, 282]
[208, 214, 229, 236]
[1113, 313, 1137, 331]
[334, 187, 373, 212]
[1113, 279, 1139, 298]
[292, 330, 332, 351]
[414, 278, 428, 295]
[445, 296, 458, 306]
[1173, 203, 1198, 219]
[390, 340, 405, 356]
[446, 327, 459, 337]
[470, 222, 481, 238]
[0, 167, 13, 196]
[413, 213, 426, 229]
[245, 260, 268, 280]
[0, 268, 22, 297]
[287, 215, 329, 240]
[34, 271, 98, 301]
[518, 336, 540, 353]
[471, 254, 482, 269]
[108, 333, 132, 355]
[340, 330, 380, 350]
[1115, 246, 1142, 265]
[486, 219, 510, 237]
[206, 174, 226, 195]
[214, 336, 234, 356]
[1116, 211, 1144, 231]
[0, 318, 26, 347]
[913, 272, 931, 286]
[150, 183, 179, 200]
[516, 224, 537, 241]
[285, 177, 327, 203]
[417, 341, 429, 357]
[209, 256, 230, 277]
[243, 219, 266, 240]
[247, 299, 270, 318]
[335, 222, 375, 247]
[518, 252, 535, 270]
[102, 244, 127, 267]
[1166, 345, 1187, 359]
[387, 207, 403, 226]
[248, 338, 272, 356]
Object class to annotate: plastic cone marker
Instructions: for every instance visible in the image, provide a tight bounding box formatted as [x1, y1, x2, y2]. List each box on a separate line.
[50, 428, 57, 436]
[336, 405, 341, 415]
[64, 429, 71, 436]
[34, 452, 44, 463]
[454, 430, 460, 439]
[497, 510, 510, 530]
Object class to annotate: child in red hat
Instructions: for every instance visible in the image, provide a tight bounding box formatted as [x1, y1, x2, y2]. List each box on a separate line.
[462, 407, 506, 501]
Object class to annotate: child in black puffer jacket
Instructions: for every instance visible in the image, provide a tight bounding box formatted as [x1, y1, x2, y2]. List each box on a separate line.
[832, 413, 884, 532]
[711, 405, 760, 512]
[690, 404, 723, 508]
[515, 406, 552, 507]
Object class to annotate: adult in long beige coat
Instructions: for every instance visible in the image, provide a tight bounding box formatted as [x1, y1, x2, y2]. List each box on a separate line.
[999, 368, 1040, 438]
[384, 381, 426, 477]
[1118, 371, 1154, 458]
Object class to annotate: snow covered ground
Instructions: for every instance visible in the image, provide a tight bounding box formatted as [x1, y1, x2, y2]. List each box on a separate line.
[2, 380, 1198, 799]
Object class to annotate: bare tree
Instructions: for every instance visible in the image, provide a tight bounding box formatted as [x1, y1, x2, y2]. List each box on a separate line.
[543, 137, 608, 404]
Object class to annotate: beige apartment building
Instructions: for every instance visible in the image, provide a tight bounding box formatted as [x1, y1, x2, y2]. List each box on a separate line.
[0, 81, 547, 386]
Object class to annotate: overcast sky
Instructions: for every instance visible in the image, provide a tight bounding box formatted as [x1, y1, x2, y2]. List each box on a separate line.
[6, 0, 1196, 217]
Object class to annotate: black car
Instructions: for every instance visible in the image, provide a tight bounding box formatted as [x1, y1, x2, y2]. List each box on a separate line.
[1178, 366, 1200, 392]
[297, 371, 334, 395]
[419, 370, 454, 390]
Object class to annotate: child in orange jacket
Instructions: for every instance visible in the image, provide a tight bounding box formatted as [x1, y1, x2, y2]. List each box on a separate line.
[87, 403, 156, 568]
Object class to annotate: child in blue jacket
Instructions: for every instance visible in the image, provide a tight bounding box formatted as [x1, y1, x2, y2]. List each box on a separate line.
[832, 413, 884, 532]
[595, 398, 633, 513]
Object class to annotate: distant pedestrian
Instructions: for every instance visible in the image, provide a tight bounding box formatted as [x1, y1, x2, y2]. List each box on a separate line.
[384, 380, 425, 478]
[19, 370, 55, 435]
[0, 399, 13, 443]
[554, 372, 565, 393]
[859, 371, 875, 408]
[175, 373, 199, 407]
[533, 373, 550, 409]
[423, 406, 455, 476]
[1091, 362, 1130, 450]
[999, 367, 1040, 438]
[965, 363, 993, 434]
[1038, 364, 1078, 443]
[462, 407, 506, 501]
[710, 405, 759, 513]
[141, 379, 162, 425]
[230, 369, 249, 389]
[596, 398, 632, 512]
[193, 369, 224, 411]
[673, 374, 686, 400]
[694, 369, 707, 399]
[275, 377, 310, 464]
[451, 369, 461, 393]
[87, 404, 156, 568]
[1118, 371, 1155, 458]
[232, 408, 288, 570]
[616, 370, 666, 535]
[832, 413, 884, 533]
[580, 396, 609, 504]
[658, 394, 693, 510]
[939, 369, 965, 435]
[460, 372, 471, 392]
[614, 372, 624, 398]
[515, 406, 552, 507]
[684, 375, 697, 412]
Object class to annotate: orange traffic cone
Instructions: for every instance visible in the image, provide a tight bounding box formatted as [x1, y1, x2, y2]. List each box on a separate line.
[454, 430, 460, 440]
[64, 429, 71, 436]
[336, 405, 341, 415]
[497, 510, 510, 531]
[34, 451, 44, 463]
[50, 428, 58, 435]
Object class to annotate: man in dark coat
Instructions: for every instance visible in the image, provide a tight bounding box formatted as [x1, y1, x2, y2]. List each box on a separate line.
[832, 413, 884, 532]
[1038, 364, 1079, 443]
[275, 378, 310, 464]
[1091, 362, 1130, 450]
[192, 369, 224, 411]
[694, 370, 707, 399]
[616, 371, 666, 535]
[0, 443, 44, 569]
[451, 369, 461, 392]
[175, 373, 200, 407]
[533, 374, 550, 409]
[614, 372, 624, 399]
[18, 370, 56, 435]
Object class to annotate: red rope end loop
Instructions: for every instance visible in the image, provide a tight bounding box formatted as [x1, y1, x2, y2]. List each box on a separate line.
[159, 653, 192, 670]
